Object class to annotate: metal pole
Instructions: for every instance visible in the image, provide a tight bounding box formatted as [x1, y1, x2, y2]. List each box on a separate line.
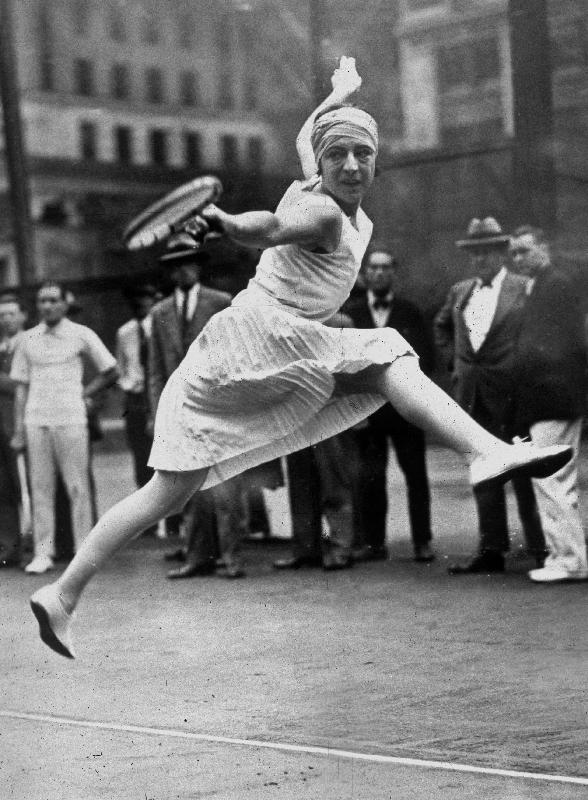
[0, 0, 36, 287]
[508, 0, 556, 230]
[309, 0, 325, 104]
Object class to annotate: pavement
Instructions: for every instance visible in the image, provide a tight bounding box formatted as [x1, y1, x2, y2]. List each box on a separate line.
[1, 432, 587, 799]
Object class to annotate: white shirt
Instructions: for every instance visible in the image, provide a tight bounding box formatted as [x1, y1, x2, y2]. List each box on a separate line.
[174, 283, 200, 322]
[367, 290, 394, 328]
[115, 315, 152, 393]
[463, 266, 507, 352]
[11, 318, 116, 425]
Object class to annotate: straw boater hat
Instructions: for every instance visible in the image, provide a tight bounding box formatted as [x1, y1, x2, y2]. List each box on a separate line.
[456, 217, 511, 249]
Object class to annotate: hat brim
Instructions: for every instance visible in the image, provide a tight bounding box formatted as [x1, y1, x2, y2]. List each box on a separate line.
[158, 250, 210, 265]
[456, 235, 511, 249]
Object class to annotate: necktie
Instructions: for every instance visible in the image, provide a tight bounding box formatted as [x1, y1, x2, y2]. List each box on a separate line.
[373, 298, 390, 311]
[181, 289, 191, 353]
[138, 321, 149, 390]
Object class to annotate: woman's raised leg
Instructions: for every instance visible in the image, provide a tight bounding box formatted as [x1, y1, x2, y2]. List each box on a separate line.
[368, 358, 572, 484]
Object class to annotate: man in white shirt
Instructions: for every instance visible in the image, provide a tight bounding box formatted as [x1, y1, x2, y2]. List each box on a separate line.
[435, 218, 546, 575]
[11, 282, 118, 574]
[115, 284, 157, 490]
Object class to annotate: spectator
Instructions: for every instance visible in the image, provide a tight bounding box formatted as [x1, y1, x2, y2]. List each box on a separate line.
[345, 248, 436, 563]
[435, 218, 546, 574]
[149, 235, 242, 579]
[116, 284, 158, 490]
[10, 281, 118, 574]
[0, 294, 27, 566]
[274, 313, 361, 572]
[510, 225, 588, 583]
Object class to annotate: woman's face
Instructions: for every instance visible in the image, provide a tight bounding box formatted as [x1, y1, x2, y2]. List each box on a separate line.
[319, 136, 376, 213]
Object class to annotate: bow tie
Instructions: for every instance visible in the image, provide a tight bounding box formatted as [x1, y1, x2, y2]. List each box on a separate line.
[372, 298, 390, 311]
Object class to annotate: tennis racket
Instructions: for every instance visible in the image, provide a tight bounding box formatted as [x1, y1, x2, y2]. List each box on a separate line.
[123, 175, 223, 251]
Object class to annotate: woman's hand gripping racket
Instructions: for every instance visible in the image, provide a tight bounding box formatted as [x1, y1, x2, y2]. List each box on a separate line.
[122, 175, 224, 251]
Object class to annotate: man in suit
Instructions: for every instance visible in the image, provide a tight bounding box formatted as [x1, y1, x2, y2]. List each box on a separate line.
[345, 249, 436, 563]
[149, 233, 242, 578]
[115, 284, 158, 491]
[509, 225, 588, 583]
[0, 293, 27, 567]
[435, 217, 546, 574]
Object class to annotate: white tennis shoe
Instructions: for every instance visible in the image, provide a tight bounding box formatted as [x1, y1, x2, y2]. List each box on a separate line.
[469, 441, 573, 488]
[24, 555, 54, 574]
[529, 565, 588, 583]
[30, 583, 76, 659]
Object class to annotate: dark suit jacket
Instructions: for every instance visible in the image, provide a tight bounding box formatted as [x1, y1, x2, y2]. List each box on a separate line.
[149, 285, 231, 413]
[514, 267, 587, 428]
[434, 271, 529, 428]
[344, 292, 435, 431]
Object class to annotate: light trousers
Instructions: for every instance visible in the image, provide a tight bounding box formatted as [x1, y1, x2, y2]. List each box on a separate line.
[530, 417, 588, 573]
[26, 424, 92, 559]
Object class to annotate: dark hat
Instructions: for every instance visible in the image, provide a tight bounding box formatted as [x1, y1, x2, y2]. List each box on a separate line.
[456, 217, 510, 249]
[158, 231, 210, 265]
[125, 283, 158, 301]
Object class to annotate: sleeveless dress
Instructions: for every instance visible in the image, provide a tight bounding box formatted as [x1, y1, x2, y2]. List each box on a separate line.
[149, 180, 416, 488]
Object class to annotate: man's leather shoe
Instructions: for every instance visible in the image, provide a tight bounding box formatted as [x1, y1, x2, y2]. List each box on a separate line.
[273, 555, 323, 570]
[414, 544, 435, 563]
[167, 562, 216, 579]
[164, 548, 186, 563]
[217, 565, 246, 579]
[323, 557, 353, 571]
[448, 551, 505, 575]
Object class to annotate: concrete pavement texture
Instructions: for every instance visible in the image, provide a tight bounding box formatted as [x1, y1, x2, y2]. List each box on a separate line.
[1, 435, 587, 799]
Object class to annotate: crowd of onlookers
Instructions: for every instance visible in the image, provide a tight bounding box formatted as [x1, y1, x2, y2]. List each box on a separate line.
[1, 217, 587, 585]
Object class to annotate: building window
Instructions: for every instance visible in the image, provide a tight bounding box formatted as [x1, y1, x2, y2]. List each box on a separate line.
[550, 21, 588, 70]
[406, 0, 444, 10]
[177, 12, 195, 49]
[73, 58, 95, 96]
[110, 63, 130, 100]
[108, 4, 127, 42]
[183, 132, 202, 170]
[72, 0, 91, 35]
[438, 37, 500, 91]
[38, 2, 54, 91]
[217, 13, 232, 56]
[247, 137, 264, 173]
[142, 10, 161, 45]
[145, 67, 164, 103]
[218, 71, 234, 110]
[220, 135, 238, 170]
[79, 121, 98, 160]
[149, 129, 168, 165]
[179, 71, 199, 107]
[441, 118, 504, 148]
[114, 125, 133, 163]
[243, 77, 257, 111]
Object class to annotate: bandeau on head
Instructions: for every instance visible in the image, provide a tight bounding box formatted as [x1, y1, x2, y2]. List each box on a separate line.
[311, 106, 378, 168]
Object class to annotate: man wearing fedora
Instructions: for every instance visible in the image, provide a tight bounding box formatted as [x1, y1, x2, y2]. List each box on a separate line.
[150, 233, 243, 578]
[435, 217, 546, 574]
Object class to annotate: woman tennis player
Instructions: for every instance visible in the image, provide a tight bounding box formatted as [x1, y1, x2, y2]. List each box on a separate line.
[31, 58, 570, 659]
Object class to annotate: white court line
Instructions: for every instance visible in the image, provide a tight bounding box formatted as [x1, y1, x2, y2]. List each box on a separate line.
[2, 709, 587, 787]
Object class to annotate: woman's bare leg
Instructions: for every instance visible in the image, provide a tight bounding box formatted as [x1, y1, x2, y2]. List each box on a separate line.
[369, 358, 504, 461]
[57, 468, 208, 611]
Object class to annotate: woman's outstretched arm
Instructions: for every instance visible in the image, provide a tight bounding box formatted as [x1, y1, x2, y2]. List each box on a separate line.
[296, 56, 363, 179]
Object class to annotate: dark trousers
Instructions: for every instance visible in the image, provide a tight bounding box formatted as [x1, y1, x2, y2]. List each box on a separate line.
[471, 399, 545, 556]
[286, 447, 322, 560]
[0, 429, 20, 563]
[183, 488, 219, 566]
[475, 477, 545, 555]
[286, 434, 359, 562]
[354, 416, 432, 551]
[124, 392, 153, 489]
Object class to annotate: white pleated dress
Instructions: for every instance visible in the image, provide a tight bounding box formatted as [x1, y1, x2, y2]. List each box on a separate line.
[149, 180, 416, 488]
